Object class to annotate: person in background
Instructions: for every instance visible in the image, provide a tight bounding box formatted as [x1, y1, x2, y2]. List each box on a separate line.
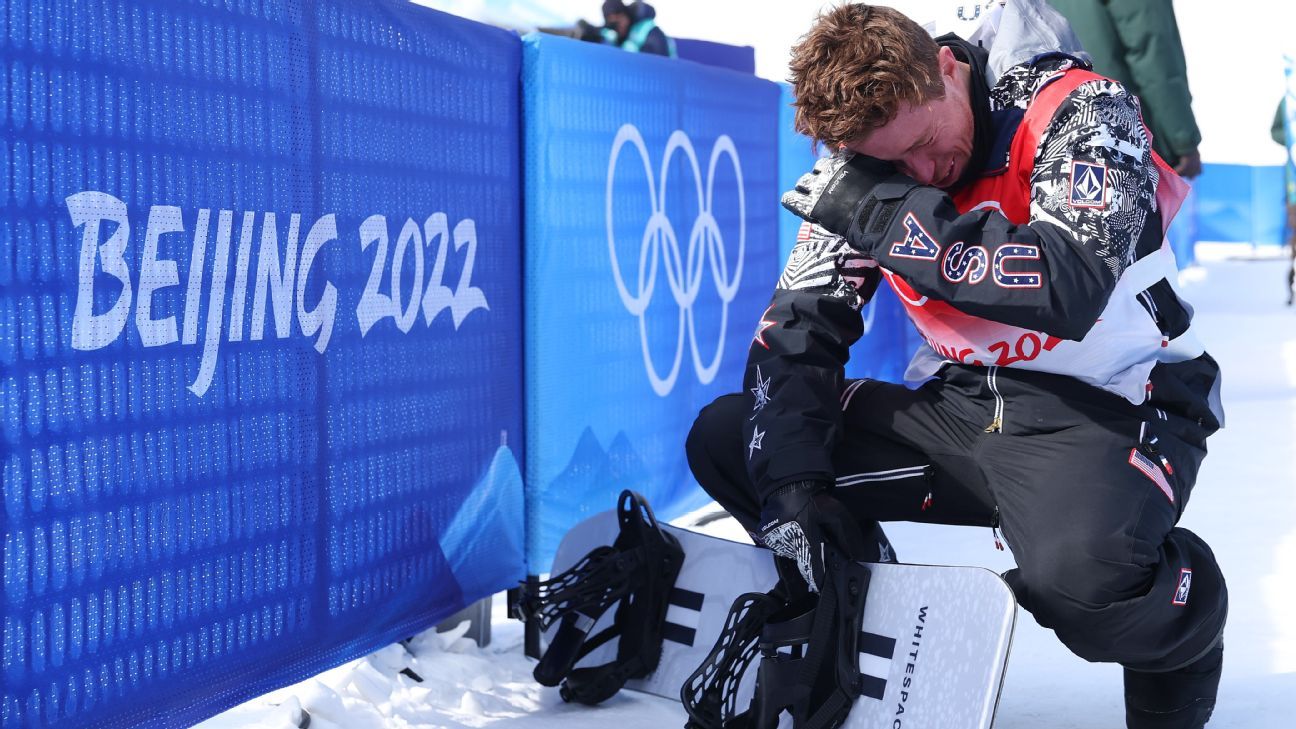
[1048, 0, 1203, 178]
[1272, 99, 1296, 305]
[599, 0, 675, 57]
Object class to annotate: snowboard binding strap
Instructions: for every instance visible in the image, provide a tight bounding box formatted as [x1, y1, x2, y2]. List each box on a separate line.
[683, 547, 871, 729]
[681, 591, 785, 728]
[516, 490, 685, 705]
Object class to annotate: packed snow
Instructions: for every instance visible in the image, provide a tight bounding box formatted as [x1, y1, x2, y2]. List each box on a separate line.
[198, 245, 1296, 728]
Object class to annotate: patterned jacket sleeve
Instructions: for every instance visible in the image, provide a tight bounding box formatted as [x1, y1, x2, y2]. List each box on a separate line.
[741, 223, 878, 500]
[850, 77, 1163, 341]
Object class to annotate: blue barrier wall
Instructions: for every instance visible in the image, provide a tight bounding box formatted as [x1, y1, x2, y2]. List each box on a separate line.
[1166, 186, 1198, 268]
[777, 84, 817, 268]
[522, 34, 780, 570]
[674, 38, 756, 75]
[7, 2, 1284, 725]
[1190, 163, 1285, 246]
[0, 2, 524, 727]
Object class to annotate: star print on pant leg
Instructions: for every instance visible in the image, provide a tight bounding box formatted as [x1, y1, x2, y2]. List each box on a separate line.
[748, 426, 765, 459]
[749, 365, 771, 420]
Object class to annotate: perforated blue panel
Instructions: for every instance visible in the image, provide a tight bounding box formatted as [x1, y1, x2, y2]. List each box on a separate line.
[1190, 163, 1284, 247]
[674, 38, 755, 75]
[522, 34, 779, 569]
[778, 83, 816, 269]
[1166, 186, 1197, 268]
[0, 1, 524, 727]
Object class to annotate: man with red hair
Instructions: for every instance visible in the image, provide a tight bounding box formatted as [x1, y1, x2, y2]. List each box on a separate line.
[686, 2, 1226, 727]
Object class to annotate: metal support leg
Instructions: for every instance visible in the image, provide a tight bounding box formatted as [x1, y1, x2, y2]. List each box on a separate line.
[435, 594, 493, 648]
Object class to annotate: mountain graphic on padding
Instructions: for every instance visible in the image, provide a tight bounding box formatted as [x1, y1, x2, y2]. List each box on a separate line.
[603, 431, 650, 490]
[441, 443, 526, 600]
[543, 427, 652, 528]
[548, 427, 609, 493]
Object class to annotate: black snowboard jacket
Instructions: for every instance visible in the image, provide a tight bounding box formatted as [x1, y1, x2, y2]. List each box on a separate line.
[743, 47, 1222, 501]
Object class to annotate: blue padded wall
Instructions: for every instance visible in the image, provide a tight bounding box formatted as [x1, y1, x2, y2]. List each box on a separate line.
[777, 83, 816, 268]
[522, 34, 779, 570]
[1166, 185, 1197, 268]
[674, 38, 756, 75]
[1191, 163, 1285, 246]
[0, 1, 524, 727]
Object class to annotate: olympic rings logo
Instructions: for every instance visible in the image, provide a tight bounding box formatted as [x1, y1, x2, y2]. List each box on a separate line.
[606, 124, 745, 396]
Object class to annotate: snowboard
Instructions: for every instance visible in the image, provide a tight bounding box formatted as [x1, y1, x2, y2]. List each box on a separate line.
[545, 509, 1017, 729]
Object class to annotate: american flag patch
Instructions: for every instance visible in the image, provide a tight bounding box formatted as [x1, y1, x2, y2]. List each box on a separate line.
[1129, 448, 1174, 504]
[797, 221, 815, 241]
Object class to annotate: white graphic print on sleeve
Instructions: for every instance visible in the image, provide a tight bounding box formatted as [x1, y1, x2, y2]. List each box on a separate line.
[778, 222, 878, 310]
[1028, 79, 1157, 282]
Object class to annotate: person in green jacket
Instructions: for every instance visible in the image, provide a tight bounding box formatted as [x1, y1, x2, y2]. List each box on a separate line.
[1273, 99, 1294, 198]
[1048, 0, 1203, 178]
[600, 1, 676, 57]
[1272, 98, 1296, 304]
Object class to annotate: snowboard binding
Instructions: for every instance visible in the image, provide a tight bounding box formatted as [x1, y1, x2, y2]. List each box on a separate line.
[515, 490, 685, 705]
[682, 547, 871, 729]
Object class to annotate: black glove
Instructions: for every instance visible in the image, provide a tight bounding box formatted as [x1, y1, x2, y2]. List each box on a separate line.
[756, 480, 867, 593]
[780, 151, 917, 254]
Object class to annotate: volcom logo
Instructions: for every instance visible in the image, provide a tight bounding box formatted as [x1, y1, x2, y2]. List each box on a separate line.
[606, 124, 746, 396]
[1069, 160, 1107, 209]
[826, 168, 849, 196]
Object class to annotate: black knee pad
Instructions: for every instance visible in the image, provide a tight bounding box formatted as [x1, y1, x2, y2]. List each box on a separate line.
[1012, 527, 1227, 671]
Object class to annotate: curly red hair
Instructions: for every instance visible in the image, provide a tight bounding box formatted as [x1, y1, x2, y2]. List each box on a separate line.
[788, 4, 944, 148]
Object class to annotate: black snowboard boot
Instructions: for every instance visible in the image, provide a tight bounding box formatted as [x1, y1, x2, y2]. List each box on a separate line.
[1124, 639, 1224, 729]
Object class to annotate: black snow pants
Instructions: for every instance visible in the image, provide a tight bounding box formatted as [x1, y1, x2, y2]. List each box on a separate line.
[685, 363, 1227, 672]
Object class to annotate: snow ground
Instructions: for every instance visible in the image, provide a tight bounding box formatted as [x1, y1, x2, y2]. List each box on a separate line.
[198, 245, 1296, 728]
